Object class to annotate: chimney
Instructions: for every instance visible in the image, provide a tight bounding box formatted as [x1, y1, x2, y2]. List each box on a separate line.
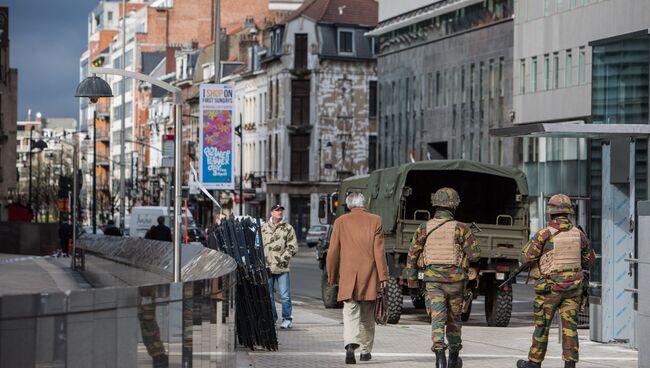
[165, 46, 177, 74]
[27, 109, 31, 122]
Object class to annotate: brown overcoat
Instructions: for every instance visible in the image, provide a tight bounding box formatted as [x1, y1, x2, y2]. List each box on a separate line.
[326, 208, 389, 302]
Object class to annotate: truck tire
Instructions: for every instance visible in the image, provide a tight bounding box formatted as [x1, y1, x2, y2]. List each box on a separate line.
[461, 299, 472, 322]
[386, 277, 403, 324]
[321, 273, 342, 309]
[484, 284, 512, 327]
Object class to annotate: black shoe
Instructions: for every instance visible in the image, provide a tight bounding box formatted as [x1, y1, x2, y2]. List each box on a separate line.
[434, 349, 447, 368]
[345, 344, 358, 364]
[564, 362, 575, 368]
[448, 351, 462, 368]
[360, 353, 371, 361]
[152, 354, 169, 368]
[516, 360, 541, 368]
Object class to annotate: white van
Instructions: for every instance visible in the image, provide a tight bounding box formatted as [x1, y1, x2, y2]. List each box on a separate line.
[129, 206, 196, 239]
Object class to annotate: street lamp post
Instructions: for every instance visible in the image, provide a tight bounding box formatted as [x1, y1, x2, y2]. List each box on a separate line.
[28, 127, 48, 220]
[28, 126, 33, 211]
[81, 66, 182, 282]
[75, 75, 113, 234]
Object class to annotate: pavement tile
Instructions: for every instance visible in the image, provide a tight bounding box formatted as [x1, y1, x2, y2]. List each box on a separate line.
[238, 302, 638, 368]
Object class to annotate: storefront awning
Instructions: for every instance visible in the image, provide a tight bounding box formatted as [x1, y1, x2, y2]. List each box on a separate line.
[490, 122, 650, 139]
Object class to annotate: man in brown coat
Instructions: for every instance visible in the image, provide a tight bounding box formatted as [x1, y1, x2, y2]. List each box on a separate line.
[327, 192, 388, 364]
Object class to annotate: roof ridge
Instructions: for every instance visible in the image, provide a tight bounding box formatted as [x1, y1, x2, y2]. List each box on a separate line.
[315, 0, 332, 21]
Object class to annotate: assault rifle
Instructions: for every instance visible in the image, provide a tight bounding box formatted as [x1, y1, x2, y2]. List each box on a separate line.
[498, 261, 533, 289]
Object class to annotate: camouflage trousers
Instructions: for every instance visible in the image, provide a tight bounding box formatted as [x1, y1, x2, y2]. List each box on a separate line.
[528, 288, 582, 363]
[425, 281, 464, 352]
[137, 301, 166, 358]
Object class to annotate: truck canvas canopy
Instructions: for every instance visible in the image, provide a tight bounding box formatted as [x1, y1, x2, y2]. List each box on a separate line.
[345, 160, 528, 233]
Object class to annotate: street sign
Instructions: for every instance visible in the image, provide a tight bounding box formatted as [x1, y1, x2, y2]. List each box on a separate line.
[161, 134, 174, 168]
[199, 84, 235, 190]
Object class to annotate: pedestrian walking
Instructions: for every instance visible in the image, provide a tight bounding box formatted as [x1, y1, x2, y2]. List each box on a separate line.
[145, 216, 172, 241]
[58, 217, 72, 256]
[261, 204, 298, 329]
[405, 187, 480, 368]
[103, 219, 122, 236]
[516, 194, 595, 368]
[326, 192, 388, 364]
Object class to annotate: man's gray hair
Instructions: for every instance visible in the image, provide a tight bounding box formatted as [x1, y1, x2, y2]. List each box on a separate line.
[346, 192, 366, 209]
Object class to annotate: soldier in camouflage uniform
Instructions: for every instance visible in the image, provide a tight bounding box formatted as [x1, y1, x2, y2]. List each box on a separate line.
[261, 204, 298, 329]
[137, 285, 168, 367]
[406, 187, 480, 368]
[516, 194, 596, 368]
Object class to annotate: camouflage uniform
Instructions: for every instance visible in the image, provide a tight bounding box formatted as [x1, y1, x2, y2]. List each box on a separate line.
[137, 286, 167, 365]
[261, 218, 298, 323]
[261, 219, 298, 274]
[519, 194, 596, 367]
[406, 188, 480, 355]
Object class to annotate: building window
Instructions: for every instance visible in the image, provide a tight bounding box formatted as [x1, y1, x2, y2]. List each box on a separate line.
[489, 59, 495, 99]
[275, 80, 279, 117]
[270, 33, 275, 55]
[570, 0, 576, 8]
[275, 29, 283, 55]
[544, 0, 551, 16]
[337, 29, 354, 55]
[499, 57, 505, 97]
[543, 54, 550, 90]
[435, 71, 441, 107]
[478, 61, 485, 101]
[125, 49, 133, 68]
[578, 46, 586, 84]
[531, 56, 538, 92]
[290, 135, 310, 181]
[552, 52, 559, 89]
[124, 101, 133, 119]
[294, 34, 308, 70]
[428, 73, 433, 108]
[369, 81, 377, 118]
[453, 69, 459, 104]
[470, 63, 476, 101]
[461, 66, 466, 102]
[443, 71, 448, 106]
[368, 135, 377, 171]
[291, 80, 310, 126]
[108, 11, 113, 21]
[565, 49, 573, 87]
[556, 0, 563, 12]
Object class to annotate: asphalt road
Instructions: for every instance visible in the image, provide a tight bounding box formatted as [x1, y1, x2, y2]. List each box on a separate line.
[289, 246, 536, 327]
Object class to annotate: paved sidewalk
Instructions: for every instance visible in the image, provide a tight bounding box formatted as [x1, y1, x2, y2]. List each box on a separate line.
[237, 303, 638, 368]
[0, 253, 86, 295]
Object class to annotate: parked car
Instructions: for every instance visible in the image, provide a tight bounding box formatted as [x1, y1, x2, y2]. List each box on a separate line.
[305, 225, 330, 248]
[185, 226, 206, 246]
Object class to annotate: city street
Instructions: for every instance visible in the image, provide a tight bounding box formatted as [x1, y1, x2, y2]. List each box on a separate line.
[236, 246, 639, 368]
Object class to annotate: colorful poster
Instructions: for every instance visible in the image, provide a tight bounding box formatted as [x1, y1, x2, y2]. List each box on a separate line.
[199, 84, 235, 189]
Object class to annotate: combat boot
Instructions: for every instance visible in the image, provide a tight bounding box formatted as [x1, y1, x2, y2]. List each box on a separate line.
[448, 351, 462, 368]
[433, 349, 447, 368]
[564, 362, 575, 368]
[516, 360, 541, 368]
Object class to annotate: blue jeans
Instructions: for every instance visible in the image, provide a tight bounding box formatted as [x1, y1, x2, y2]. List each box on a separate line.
[268, 272, 292, 322]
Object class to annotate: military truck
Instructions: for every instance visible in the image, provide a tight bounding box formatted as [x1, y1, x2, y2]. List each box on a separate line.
[317, 160, 529, 327]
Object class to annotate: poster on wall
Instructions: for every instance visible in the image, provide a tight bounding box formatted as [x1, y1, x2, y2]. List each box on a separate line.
[199, 84, 235, 189]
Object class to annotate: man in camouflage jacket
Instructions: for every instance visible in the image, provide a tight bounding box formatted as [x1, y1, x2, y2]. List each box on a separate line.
[261, 204, 298, 329]
[406, 187, 480, 368]
[517, 194, 596, 368]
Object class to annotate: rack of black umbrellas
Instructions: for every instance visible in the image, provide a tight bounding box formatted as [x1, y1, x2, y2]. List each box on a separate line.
[208, 217, 278, 351]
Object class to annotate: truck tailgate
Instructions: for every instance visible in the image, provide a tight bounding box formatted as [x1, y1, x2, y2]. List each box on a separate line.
[474, 224, 528, 259]
[393, 220, 528, 258]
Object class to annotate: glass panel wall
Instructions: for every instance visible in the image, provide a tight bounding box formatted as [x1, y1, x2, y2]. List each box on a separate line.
[589, 34, 649, 298]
